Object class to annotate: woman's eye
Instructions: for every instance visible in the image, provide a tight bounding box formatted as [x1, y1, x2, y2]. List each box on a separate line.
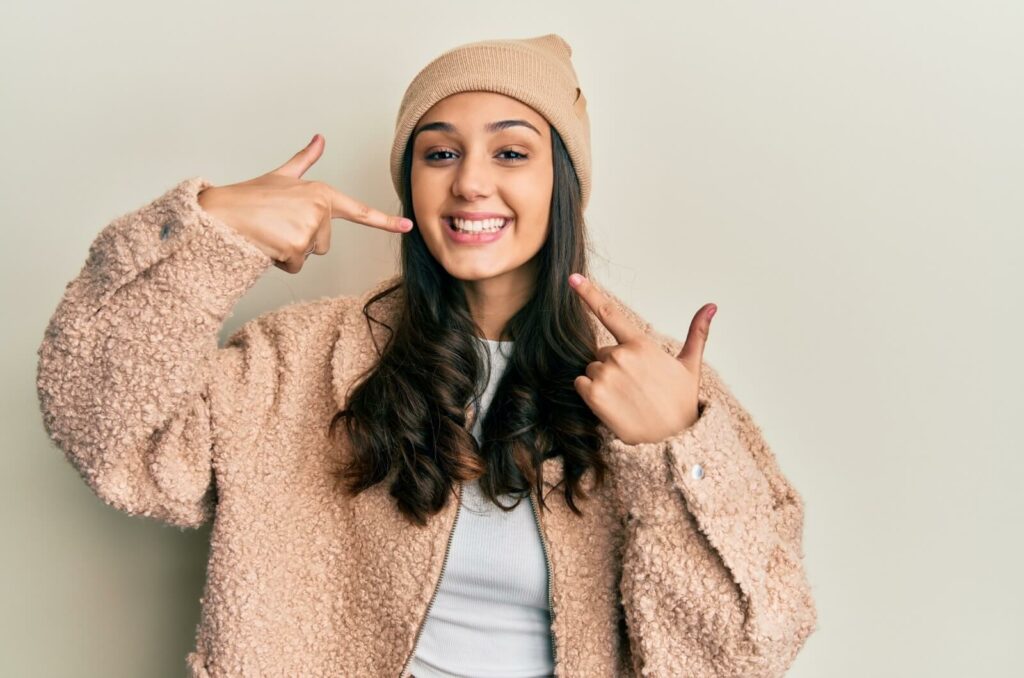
[498, 150, 528, 161]
[425, 150, 457, 161]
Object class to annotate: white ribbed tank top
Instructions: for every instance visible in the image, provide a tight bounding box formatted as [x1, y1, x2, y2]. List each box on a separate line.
[406, 337, 554, 678]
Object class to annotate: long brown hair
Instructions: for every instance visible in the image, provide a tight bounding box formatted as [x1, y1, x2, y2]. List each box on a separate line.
[328, 125, 606, 527]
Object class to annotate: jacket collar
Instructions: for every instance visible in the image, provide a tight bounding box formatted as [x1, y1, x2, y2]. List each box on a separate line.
[329, 274, 664, 489]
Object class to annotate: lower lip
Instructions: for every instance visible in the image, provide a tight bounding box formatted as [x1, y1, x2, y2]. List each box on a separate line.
[443, 217, 512, 245]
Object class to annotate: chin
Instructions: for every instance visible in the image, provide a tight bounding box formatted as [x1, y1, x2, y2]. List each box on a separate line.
[443, 265, 508, 282]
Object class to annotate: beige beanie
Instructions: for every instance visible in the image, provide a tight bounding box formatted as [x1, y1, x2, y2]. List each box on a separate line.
[389, 33, 592, 211]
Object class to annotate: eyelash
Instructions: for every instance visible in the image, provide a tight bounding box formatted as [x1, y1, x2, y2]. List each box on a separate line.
[424, 148, 529, 163]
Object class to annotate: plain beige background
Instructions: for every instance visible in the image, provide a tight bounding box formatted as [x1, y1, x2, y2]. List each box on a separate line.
[3, 1, 1020, 676]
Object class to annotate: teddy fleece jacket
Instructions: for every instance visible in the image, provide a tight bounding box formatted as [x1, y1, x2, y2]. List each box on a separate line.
[35, 176, 818, 677]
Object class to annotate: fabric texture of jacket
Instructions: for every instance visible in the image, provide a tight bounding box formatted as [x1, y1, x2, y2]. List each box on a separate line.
[36, 177, 818, 677]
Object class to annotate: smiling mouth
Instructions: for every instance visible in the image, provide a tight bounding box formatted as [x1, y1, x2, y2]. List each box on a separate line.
[443, 216, 514, 233]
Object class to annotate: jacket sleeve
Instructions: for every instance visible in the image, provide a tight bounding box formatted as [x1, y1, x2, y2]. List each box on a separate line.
[35, 176, 276, 529]
[604, 332, 818, 677]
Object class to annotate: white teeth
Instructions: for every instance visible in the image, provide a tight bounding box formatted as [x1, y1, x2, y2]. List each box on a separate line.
[451, 217, 509, 232]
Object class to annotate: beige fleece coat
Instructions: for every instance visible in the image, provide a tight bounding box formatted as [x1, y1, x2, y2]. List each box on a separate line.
[36, 177, 818, 677]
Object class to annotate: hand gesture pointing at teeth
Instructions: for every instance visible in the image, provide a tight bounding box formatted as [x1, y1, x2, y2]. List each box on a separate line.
[197, 134, 413, 275]
[568, 273, 717, 445]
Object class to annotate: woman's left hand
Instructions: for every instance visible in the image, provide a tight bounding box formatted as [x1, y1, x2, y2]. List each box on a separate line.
[568, 273, 716, 445]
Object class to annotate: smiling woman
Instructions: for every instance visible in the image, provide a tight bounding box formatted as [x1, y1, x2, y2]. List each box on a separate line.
[36, 32, 816, 678]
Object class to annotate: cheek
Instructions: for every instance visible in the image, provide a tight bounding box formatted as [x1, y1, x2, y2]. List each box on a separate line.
[510, 208, 551, 255]
[410, 172, 445, 225]
[524, 220, 551, 251]
[509, 172, 553, 243]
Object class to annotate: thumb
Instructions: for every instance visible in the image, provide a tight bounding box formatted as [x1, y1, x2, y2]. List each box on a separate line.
[273, 133, 324, 179]
[676, 303, 716, 371]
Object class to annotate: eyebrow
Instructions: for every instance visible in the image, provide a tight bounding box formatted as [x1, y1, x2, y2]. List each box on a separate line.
[412, 119, 542, 140]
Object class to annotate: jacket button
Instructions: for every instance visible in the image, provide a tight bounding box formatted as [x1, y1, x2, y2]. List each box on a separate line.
[691, 463, 704, 480]
[160, 219, 178, 240]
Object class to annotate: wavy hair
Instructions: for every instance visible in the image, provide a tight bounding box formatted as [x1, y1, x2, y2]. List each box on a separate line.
[328, 125, 606, 527]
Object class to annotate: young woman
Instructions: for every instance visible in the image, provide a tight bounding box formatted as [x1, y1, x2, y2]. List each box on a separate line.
[36, 34, 817, 677]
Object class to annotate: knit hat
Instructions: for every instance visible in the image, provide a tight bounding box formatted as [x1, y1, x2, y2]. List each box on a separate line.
[389, 33, 592, 211]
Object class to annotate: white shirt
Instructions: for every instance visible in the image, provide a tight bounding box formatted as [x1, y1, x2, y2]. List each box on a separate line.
[406, 337, 554, 678]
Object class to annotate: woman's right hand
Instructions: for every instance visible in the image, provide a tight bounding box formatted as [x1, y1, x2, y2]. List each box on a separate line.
[197, 133, 413, 274]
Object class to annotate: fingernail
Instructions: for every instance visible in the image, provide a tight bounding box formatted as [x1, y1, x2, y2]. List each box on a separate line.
[569, 273, 585, 287]
[708, 305, 717, 320]
[401, 218, 414, 230]
[309, 133, 318, 145]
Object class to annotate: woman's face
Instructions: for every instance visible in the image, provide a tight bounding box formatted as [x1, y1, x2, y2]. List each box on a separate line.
[410, 91, 554, 287]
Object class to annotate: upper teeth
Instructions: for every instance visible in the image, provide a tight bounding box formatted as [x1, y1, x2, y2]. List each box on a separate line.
[451, 217, 508, 232]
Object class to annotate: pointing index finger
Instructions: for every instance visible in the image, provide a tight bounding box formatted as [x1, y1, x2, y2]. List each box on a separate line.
[569, 274, 641, 344]
[328, 185, 411, 233]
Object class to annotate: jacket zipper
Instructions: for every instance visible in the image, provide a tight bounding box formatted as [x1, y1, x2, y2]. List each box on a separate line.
[399, 481, 465, 678]
[530, 487, 558, 676]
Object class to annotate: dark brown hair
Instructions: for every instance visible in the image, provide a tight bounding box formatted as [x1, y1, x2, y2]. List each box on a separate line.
[328, 125, 606, 527]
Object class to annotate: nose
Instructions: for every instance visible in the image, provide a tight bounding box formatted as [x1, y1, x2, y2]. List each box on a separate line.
[451, 149, 495, 201]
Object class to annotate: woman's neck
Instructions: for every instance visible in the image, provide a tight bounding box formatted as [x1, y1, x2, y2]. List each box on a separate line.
[462, 267, 536, 341]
